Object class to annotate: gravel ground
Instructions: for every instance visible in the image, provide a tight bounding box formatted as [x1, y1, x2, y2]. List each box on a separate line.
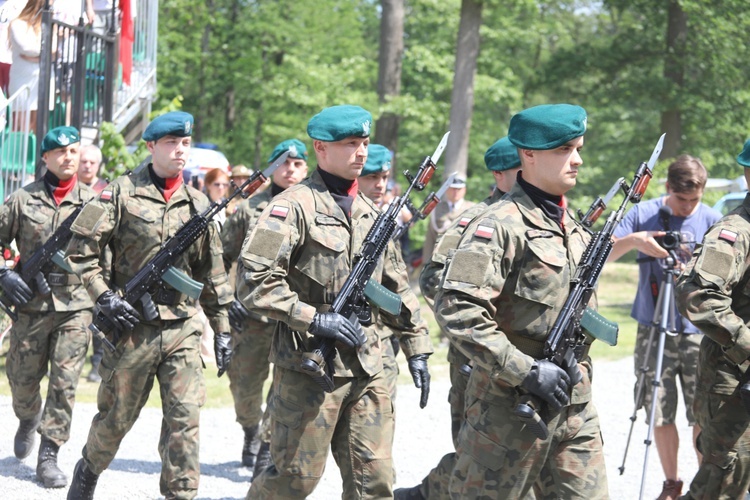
[1, 355, 698, 499]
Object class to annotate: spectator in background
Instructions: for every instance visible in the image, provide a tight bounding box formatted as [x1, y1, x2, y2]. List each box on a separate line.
[0, 0, 25, 96]
[226, 164, 251, 215]
[421, 174, 474, 264]
[78, 144, 108, 192]
[204, 167, 230, 227]
[8, 0, 55, 132]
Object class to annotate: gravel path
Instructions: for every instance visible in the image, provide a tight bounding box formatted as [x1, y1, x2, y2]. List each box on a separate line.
[1, 355, 698, 499]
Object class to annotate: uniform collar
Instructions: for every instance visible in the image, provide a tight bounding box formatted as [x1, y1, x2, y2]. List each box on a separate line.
[133, 164, 190, 205]
[510, 182, 569, 235]
[29, 177, 87, 208]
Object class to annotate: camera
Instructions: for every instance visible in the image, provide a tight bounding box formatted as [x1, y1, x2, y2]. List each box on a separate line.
[658, 230, 682, 250]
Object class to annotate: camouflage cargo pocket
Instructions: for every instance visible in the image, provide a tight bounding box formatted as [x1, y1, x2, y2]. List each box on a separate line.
[457, 399, 508, 471]
[514, 237, 566, 307]
[294, 224, 347, 300]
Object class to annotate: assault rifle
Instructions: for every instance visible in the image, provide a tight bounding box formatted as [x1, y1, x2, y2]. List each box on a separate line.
[0, 205, 83, 321]
[391, 172, 457, 242]
[300, 132, 450, 392]
[513, 134, 664, 440]
[89, 151, 290, 351]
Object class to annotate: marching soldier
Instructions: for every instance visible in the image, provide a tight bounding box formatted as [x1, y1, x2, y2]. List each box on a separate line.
[396, 136, 521, 500]
[221, 138, 308, 469]
[240, 105, 433, 498]
[675, 138, 750, 498]
[0, 126, 97, 489]
[435, 104, 608, 498]
[65, 111, 233, 500]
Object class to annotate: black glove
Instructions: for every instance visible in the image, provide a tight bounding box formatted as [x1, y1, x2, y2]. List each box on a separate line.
[521, 360, 571, 412]
[0, 268, 33, 307]
[308, 312, 365, 348]
[214, 332, 232, 377]
[96, 290, 140, 331]
[228, 299, 251, 332]
[561, 348, 583, 386]
[408, 354, 431, 409]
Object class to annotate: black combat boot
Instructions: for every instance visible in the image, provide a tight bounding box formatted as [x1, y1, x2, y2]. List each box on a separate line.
[252, 440, 271, 481]
[37, 436, 67, 488]
[67, 459, 99, 500]
[14, 411, 41, 459]
[242, 425, 261, 467]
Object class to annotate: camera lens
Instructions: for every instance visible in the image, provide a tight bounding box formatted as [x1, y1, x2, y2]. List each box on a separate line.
[661, 231, 681, 250]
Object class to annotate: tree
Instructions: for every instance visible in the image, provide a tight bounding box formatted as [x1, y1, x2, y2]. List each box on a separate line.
[443, 0, 483, 181]
[374, 0, 405, 157]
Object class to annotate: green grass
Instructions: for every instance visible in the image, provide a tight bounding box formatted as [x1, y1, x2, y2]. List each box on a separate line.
[0, 262, 639, 408]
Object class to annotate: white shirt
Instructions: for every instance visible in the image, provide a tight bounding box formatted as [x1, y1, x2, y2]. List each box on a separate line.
[0, 0, 25, 65]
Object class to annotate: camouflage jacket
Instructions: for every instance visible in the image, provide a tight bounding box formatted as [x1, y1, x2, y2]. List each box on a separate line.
[420, 188, 503, 365]
[222, 189, 274, 325]
[65, 166, 232, 333]
[239, 169, 433, 376]
[434, 182, 594, 405]
[221, 189, 272, 270]
[676, 195, 750, 394]
[0, 178, 98, 312]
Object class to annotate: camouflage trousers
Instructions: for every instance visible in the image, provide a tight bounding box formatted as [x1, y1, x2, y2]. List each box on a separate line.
[634, 323, 701, 426]
[682, 388, 750, 499]
[227, 317, 275, 428]
[381, 334, 399, 403]
[449, 393, 608, 499]
[6, 309, 91, 446]
[419, 346, 470, 499]
[82, 316, 206, 500]
[248, 366, 394, 499]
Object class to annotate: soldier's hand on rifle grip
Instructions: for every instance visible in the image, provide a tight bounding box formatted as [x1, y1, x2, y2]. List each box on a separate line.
[97, 290, 141, 331]
[561, 349, 583, 386]
[0, 268, 33, 307]
[309, 312, 365, 348]
[521, 360, 571, 412]
[407, 354, 431, 408]
[214, 332, 232, 377]
[228, 299, 251, 332]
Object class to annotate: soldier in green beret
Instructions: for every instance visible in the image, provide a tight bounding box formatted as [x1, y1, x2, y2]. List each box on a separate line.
[65, 111, 233, 500]
[240, 105, 433, 498]
[220, 138, 308, 470]
[675, 138, 750, 499]
[434, 104, 609, 498]
[0, 126, 98, 489]
[396, 136, 521, 499]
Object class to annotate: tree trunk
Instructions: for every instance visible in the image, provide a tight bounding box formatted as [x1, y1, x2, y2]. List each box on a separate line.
[195, 0, 214, 142]
[660, 0, 687, 158]
[443, 0, 483, 181]
[374, 0, 405, 160]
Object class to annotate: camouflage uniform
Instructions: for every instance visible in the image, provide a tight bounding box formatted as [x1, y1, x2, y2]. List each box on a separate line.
[240, 170, 432, 499]
[675, 195, 750, 499]
[434, 182, 607, 499]
[0, 179, 96, 447]
[416, 188, 503, 499]
[422, 198, 475, 264]
[220, 191, 275, 434]
[65, 166, 232, 499]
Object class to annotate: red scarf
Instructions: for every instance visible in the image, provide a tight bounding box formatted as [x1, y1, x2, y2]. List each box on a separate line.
[162, 175, 183, 202]
[54, 177, 77, 205]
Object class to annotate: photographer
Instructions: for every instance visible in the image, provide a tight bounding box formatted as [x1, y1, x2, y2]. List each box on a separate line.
[609, 155, 721, 500]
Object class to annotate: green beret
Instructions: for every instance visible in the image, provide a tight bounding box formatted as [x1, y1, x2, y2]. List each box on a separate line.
[738, 138, 750, 168]
[508, 104, 587, 150]
[484, 137, 521, 172]
[41, 126, 80, 154]
[142, 111, 194, 142]
[361, 144, 392, 176]
[268, 139, 308, 164]
[307, 105, 372, 142]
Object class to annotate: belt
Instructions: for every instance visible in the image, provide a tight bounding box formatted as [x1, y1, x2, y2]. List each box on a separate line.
[505, 331, 591, 361]
[47, 272, 81, 286]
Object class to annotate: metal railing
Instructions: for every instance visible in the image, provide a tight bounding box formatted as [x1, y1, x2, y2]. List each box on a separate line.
[0, 84, 35, 199]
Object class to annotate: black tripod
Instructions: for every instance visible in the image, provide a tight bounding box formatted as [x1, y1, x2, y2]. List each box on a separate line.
[618, 250, 680, 498]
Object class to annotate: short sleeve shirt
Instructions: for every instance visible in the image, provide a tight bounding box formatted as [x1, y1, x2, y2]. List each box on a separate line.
[614, 196, 721, 332]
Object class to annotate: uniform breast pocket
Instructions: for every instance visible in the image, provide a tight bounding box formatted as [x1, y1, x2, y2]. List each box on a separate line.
[123, 200, 160, 232]
[514, 238, 567, 307]
[294, 224, 347, 301]
[22, 202, 51, 225]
